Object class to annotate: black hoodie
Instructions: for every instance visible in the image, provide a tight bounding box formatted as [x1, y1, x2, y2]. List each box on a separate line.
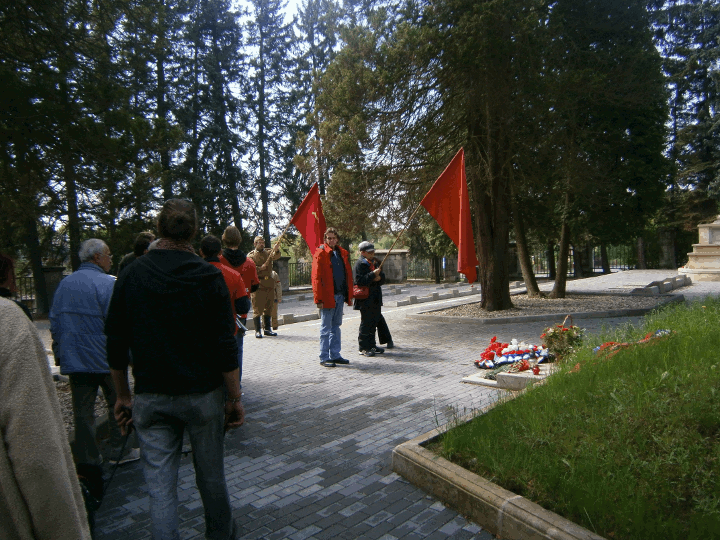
[222, 248, 247, 267]
[105, 249, 238, 395]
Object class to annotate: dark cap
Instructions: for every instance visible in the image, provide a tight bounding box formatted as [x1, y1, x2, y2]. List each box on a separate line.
[358, 241, 375, 252]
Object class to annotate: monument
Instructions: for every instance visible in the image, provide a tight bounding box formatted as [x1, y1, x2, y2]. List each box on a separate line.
[679, 215, 720, 281]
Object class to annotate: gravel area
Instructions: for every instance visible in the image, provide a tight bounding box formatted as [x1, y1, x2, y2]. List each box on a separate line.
[433, 293, 667, 318]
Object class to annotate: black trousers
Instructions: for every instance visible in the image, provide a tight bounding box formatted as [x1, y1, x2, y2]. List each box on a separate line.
[358, 303, 381, 351]
[377, 314, 392, 345]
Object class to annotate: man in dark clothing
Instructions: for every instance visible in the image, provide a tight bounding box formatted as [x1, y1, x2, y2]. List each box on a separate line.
[117, 231, 155, 274]
[353, 241, 386, 357]
[106, 200, 243, 540]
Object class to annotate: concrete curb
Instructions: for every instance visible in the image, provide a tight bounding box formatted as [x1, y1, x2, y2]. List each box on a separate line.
[392, 404, 605, 540]
[407, 294, 684, 325]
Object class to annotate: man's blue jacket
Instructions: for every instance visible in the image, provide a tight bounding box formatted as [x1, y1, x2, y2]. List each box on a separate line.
[50, 262, 116, 374]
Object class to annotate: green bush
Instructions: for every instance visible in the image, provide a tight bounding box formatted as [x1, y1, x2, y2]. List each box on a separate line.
[439, 299, 720, 539]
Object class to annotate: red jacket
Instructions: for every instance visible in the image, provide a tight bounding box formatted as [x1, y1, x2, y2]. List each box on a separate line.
[312, 244, 353, 309]
[209, 261, 248, 336]
[218, 253, 259, 296]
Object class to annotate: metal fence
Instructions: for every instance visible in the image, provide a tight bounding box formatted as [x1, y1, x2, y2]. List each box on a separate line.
[531, 248, 575, 278]
[531, 245, 635, 278]
[288, 262, 312, 287]
[15, 275, 37, 314]
[592, 245, 634, 272]
[13, 246, 639, 307]
[407, 258, 433, 280]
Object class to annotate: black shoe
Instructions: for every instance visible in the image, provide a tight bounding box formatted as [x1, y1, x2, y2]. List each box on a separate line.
[332, 357, 350, 365]
[263, 316, 276, 336]
[384, 340, 394, 349]
[255, 330, 263, 338]
[320, 360, 336, 367]
[371, 346, 384, 354]
[253, 317, 262, 338]
[359, 349, 375, 357]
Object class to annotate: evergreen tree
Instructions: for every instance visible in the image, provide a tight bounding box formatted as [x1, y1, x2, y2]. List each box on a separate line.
[545, 0, 667, 296]
[652, 0, 720, 261]
[244, 0, 296, 243]
[293, 0, 341, 200]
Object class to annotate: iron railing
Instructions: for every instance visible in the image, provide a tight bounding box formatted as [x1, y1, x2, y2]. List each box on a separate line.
[288, 262, 312, 287]
[13, 246, 639, 308]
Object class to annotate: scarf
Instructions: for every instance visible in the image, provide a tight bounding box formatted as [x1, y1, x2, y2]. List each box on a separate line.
[156, 238, 196, 254]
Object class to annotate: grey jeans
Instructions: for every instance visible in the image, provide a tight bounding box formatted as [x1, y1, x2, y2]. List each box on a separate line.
[134, 387, 234, 540]
[69, 372, 125, 466]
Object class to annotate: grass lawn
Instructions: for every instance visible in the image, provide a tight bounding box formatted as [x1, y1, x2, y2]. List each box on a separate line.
[435, 298, 720, 539]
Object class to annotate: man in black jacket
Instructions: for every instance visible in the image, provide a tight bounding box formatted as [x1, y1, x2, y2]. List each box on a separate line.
[106, 199, 243, 540]
[353, 241, 386, 357]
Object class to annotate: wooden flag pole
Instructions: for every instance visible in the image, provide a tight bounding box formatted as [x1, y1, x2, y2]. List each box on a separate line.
[259, 221, 294, 273]
[378, 201, 425, 270]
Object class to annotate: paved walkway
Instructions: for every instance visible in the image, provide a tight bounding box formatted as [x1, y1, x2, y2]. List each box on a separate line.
[47, 271, 720, 540]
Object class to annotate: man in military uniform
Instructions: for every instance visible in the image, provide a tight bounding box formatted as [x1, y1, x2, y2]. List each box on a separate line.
[247, 236, 282, 338]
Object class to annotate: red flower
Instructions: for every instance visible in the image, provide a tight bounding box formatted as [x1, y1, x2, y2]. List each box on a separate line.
[491, 336, 497, 343]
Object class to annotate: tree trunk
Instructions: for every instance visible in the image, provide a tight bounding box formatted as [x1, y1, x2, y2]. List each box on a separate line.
[550, 218, 571, 298]
[64, 168, 81, 272]
[510, 187, 541, 296]
[24, 217, 49, 315]
[636, 237, 647, 269]
[600, 244, 610, 274]
[433, 256, 441, 284]
[59, 73, 81, 271]
[469, 154, 513, 311]
[547, 241, 556, 280]
[257, 31, 271, 244]
[659, 229, 676, 269]
[572, 243, 583, 278]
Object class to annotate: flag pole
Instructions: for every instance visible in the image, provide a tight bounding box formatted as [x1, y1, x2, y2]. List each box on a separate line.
[258, 221, 294, 273]
[377, 201, 424, 270]
[378, 148, 464, 269]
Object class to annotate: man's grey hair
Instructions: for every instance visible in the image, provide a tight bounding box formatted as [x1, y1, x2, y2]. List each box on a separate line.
[79, 239, 108, 263]
[148, 239, 161, 251]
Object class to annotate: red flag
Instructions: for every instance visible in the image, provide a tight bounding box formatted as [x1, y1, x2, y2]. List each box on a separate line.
[290, 183, 327, 252]
[420, 148, 478, 283]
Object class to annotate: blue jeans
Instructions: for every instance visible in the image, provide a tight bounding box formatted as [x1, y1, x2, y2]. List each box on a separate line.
[134, 388, 233, 540]
[319, 294, 345, 361]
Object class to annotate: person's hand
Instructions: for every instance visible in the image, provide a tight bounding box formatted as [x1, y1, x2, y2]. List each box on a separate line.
[114, 396, 133, 436]
[316, 302, 323, 309]
[373, 274, 381, 282]
[224, 400, 245, 431]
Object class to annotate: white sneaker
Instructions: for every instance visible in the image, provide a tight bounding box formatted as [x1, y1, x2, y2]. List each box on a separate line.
[107, 447, 141, 465]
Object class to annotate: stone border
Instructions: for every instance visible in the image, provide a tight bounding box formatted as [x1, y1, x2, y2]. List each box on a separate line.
[392, 403, 605, 540]
[407, 294, 684, 325]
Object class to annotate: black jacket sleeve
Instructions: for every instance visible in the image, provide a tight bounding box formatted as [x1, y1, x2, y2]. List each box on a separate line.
[207, 276, 239, 373]
[105, 273, 131, 371]
[235, 296, 251, 316]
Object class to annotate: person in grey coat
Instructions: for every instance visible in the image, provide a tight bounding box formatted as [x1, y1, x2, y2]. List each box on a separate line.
[0, 297, 92, 540]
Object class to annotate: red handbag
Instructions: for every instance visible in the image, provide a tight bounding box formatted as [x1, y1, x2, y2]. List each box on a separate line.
[353, 284, 369, 299]
[353, 259, 374, 299]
